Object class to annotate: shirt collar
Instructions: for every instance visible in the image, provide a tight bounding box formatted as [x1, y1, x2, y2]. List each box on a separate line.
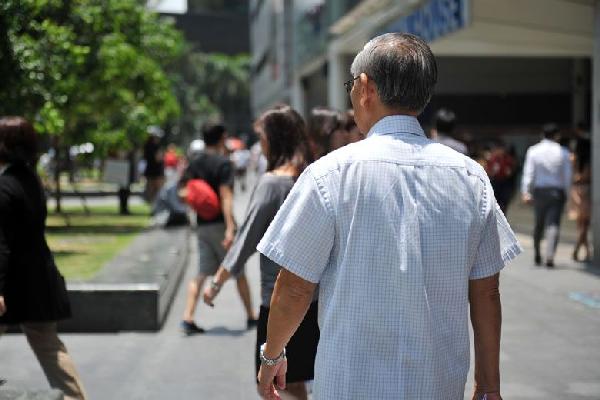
[0, 164, 9, 175]
[367, 115, 425, 138]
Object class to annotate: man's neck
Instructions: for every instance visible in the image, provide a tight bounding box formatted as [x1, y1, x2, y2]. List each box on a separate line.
[364, 108, 417, 133]
[204, 145, 221, 155]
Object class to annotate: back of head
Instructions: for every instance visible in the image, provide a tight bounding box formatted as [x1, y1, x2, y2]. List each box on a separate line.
[350, 33, 437, 114]
[542, 123, 559, 140]
[254, 104, 310, 175]
[202, 123, 227, 147]
[307, 107, 344, 158]
[344, 110, 356, 131]
[0, 116, 38, 167]
[434, 108, 456, 135]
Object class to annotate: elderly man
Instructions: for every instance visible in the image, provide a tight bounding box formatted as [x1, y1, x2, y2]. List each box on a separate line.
[256, 33, 521, 400]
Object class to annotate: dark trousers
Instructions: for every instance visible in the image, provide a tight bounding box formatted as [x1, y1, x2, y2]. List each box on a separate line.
[533, 187, 566, 261]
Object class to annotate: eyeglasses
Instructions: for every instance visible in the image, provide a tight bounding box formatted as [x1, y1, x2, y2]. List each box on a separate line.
[344, 76, 359, 94]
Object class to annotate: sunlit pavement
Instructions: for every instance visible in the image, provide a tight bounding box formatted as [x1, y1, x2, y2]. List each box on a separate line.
[2, 176, 599, 399]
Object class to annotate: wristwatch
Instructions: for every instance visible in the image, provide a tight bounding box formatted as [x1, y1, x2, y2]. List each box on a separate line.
[259, 343, 286, 366]
[210, 279, 222, 292]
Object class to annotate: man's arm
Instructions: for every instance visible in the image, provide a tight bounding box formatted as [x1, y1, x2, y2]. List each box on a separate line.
[257, 269, 316, 399]
[219, 185, 235, 250]
[562, 150, 573, 195]
[0, 227, 8, 317]
[469, 273, 502, 400]
[0, 186, 10, 316]
[521, 150, 534, 203]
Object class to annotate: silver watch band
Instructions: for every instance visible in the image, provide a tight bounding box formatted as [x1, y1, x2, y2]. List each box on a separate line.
[259, 343, 286, 366]
[210, 279, 222, 292]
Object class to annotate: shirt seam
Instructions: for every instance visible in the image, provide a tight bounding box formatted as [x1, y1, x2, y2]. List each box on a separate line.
[307, 168, 335, 217]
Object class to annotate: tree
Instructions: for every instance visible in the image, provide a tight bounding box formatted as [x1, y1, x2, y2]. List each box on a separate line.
[0, 0, 184, 211]
[169, 51, 251, 142]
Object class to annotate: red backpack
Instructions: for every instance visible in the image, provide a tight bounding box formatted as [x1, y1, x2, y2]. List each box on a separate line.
[185, 179, 221, 220]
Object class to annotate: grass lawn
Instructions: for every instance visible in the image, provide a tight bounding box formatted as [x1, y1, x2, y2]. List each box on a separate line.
[46, 204, 151, 281]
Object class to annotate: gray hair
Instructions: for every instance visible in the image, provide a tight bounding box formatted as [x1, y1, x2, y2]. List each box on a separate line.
[350, 33, 437, 113]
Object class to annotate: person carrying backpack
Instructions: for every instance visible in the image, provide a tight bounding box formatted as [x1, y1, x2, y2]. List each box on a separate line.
[179, 123, 257, 335]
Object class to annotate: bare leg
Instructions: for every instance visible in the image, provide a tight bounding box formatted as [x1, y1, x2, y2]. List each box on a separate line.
[183, 274, 208, 322]
[580, 219, 591, 260]
[574, 218, 585, 261]
[22, 322, 88, 400]
[279, 382, 308, 400]
[236, 274, 256, 320]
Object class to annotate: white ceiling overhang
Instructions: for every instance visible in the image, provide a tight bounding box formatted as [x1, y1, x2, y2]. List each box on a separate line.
[329, 0, 594, 58]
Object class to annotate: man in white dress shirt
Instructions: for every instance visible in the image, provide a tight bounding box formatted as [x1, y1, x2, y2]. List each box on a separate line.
[521, 123, 573, 267]
[256, 33, 521, 400]
[431, 108, 468, 155]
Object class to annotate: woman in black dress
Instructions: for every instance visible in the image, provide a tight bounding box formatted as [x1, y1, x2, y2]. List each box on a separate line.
[0, 117, 87, 399]
[203, 105, 317, 399]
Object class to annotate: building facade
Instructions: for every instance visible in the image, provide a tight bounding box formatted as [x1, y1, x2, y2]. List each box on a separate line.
[250, 0, 599, 264]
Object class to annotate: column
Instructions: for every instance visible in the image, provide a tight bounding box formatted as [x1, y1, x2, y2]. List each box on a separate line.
[327, 50, 347, 111]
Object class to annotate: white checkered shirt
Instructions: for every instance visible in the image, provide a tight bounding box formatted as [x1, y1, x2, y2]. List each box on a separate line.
[258, 115, 522, 399]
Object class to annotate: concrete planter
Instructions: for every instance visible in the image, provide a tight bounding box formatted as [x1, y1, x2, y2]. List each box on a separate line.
[57, 227, 190, 332]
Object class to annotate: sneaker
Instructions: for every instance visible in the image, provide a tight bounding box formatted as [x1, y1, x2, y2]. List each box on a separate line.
[247, 318, 258, 330]
[181, 320, 205, 335]
[545, 260, 554, 269]
[534, 255, 542, 266]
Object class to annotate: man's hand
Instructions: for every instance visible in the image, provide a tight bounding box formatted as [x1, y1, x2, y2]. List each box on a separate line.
[0, 295, 5, 316]
[521, 193, 533, 205]
[257, 359, 287, 399]
[222, 228, 235, 250]
[202, 286, 219, 307]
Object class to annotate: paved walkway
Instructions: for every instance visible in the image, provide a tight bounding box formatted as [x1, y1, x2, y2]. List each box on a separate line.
[2, 179, 599, 399]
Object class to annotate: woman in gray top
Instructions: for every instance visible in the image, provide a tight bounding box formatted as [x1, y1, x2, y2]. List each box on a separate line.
[203, 105, 317, 400]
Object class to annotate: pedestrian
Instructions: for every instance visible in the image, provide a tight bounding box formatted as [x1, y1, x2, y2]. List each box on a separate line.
[343, 109, 365, 143]
[143, 129, 165, 203]
[231, 146, 251, 192]
[568, 138, 591, 262]
[203, 105, 317, 399]
[521, 123, 573, 267]
[180, 123, 256, 334]
[486, 140, 516, 213]
[256, 33, 521, 400]
[0, 117, 87, 400]
[306, 106, 346, 160]
[163, 143, 180, 182]
[430, 108, 468, 155]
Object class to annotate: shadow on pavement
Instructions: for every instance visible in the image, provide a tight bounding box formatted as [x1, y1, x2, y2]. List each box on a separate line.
[204, 326, 247, 337]
[46, 225, 147, 234]
[582, 262, 600, 277]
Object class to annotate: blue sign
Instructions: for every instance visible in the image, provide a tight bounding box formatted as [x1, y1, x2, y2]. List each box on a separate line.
[379, 0, 470, 42]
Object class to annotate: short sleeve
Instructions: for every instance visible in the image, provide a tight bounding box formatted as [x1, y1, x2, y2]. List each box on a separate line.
[470, 179, 522, 280]
[257, 169, 334, 284]
[222, 180, 278, 276]
[218, 160, 234, 188]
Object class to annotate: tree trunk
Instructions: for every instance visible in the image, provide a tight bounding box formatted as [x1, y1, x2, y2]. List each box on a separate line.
[53, 138, 62, 213]
[118, 150, 136, 215]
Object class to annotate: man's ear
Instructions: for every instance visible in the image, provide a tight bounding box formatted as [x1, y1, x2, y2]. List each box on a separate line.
[359, 73, 371, 109]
